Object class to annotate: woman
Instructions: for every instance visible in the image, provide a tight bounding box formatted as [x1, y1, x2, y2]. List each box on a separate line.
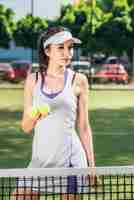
[11, 26, 95, 200]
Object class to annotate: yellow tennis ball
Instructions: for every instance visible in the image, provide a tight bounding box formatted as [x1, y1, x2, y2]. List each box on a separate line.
[29, 107, 39, 118]
[38, 104, 50, 116]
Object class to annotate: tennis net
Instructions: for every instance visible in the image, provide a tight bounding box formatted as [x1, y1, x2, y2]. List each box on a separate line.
[1, 166, 134, 199]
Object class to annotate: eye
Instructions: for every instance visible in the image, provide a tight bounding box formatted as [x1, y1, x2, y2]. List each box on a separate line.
[58, 46, 64, 49]
[57, 44, 64, 49]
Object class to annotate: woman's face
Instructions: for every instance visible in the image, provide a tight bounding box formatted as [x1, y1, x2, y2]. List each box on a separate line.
[45, 40, 74, 67]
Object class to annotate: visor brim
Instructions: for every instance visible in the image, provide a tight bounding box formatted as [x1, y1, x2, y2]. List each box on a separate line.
[43, 31, 82, 49]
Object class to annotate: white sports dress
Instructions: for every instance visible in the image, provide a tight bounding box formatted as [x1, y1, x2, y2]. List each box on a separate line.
[28, 68, 88, 168]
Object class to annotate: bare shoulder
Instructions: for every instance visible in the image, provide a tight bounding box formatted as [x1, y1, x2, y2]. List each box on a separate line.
[24, 72, 37, 90]
[68, 68, 87, 83]
[75, 72, 89, 89]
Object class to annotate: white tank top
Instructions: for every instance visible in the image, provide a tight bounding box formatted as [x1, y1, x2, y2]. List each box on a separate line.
[28, 68, 88, 168]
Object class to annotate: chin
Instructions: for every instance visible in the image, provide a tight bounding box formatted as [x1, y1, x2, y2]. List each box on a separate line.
[59, 62, 67, 67]
[64, 60, 71, 66]
[59, 60, 71, 67]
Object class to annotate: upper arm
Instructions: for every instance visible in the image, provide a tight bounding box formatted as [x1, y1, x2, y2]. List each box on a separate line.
[23, 73, 36, 116]
[21, 73, 39, 133]
[76, 73, 90, 132]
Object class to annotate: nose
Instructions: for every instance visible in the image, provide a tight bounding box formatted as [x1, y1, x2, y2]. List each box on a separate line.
[64, 47, 73, 59]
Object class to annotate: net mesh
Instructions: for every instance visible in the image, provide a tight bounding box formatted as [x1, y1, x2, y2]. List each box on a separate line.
[1, 166, 134, 200]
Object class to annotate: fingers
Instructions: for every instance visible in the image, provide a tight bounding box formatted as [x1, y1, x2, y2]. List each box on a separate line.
[28, 104, 51, 120]
[88, 175, 101, 186]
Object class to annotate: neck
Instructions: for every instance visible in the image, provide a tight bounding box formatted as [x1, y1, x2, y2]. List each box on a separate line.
[47, 64, 65, 76]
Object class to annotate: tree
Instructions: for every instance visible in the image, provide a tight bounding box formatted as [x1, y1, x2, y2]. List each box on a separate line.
[0, 4, 15, 48]
[126, 5, 134, 76]
[59, 0, 92, 37]
[92, 0, 132, 55]
[14, 15, 48, 49]
[78, 0, 112, 54]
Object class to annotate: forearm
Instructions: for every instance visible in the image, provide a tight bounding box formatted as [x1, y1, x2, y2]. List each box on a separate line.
[21, 114, 40, 134]
[80, 128, 95, 167]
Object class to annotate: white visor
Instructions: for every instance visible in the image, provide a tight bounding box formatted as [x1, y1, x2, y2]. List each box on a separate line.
[43, 31, 81, 49]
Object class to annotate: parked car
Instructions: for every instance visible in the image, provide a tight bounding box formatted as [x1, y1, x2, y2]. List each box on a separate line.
[0, 63, 14, 81]
[103, 56, 130, 72]
[70, 61, 91, 79]
[10, 60, 32, 82]
[92, 64, 129, 84]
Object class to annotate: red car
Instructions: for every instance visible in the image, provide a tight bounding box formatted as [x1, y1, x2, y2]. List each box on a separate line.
[93, 64, 129, 84]
[7, 60, 32, 82]
[0, 63, 14, 81]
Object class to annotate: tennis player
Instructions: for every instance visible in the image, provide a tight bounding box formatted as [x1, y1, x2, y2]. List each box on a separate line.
[11, 26, 95, 200]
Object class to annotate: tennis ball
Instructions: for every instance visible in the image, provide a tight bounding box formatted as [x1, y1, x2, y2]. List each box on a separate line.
[29, 107, 39, 119]
[38, 104, 50, 116]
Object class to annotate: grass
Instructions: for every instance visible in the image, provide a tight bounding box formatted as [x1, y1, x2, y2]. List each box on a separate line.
[0, 89, 134, 168]
[0, 89, 32, 168]
[90, 90, 134, 166]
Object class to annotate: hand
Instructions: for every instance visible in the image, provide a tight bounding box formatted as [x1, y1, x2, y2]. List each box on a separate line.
[38, 104, 51, 118]
[27, 106, 41, 121]
[88, 167, 101, 187]
[27, 103, 50, 121]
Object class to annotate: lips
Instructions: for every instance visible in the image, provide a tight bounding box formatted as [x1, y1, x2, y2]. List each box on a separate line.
[61, 58, 71, 62]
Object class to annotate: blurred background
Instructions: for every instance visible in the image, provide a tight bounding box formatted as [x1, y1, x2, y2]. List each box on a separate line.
[1, 0, 134, 168]
[0, 0, 134, 86]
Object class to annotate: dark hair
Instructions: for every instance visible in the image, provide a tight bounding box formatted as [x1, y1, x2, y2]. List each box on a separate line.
[38, 26, 70, 87]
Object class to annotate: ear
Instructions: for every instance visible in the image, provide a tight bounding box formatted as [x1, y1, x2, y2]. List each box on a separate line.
[44, 48, 50, 57]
